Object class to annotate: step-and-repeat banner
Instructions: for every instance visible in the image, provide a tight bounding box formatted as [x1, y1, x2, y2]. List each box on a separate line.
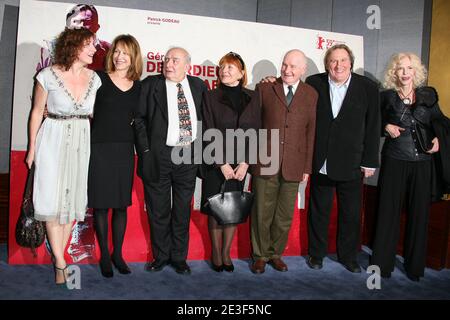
[9, 0, 363, 264]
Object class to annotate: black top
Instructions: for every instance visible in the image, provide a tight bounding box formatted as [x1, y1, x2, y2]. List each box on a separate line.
[91, 71, 141, 143]
[381, 87, 444, 162]
[202, 85, 260, 166]
[220, 83, 243, 116]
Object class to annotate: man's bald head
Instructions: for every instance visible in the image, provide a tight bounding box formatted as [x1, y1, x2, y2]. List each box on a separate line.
[281, 49, 307, 85]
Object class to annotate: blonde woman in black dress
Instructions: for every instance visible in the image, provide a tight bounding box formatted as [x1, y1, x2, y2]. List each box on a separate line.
[371, 53, 445, 281]
[88, 35, 142, 277]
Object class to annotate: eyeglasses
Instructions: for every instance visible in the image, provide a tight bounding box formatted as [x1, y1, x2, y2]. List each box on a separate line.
[164, 57, 181, 65]
[227, 51, 245, 69]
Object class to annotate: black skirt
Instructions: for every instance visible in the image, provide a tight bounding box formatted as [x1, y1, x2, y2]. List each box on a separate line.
[88, 142, 135, 209]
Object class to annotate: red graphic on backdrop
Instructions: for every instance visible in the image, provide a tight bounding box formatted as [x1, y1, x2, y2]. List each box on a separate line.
[317, 36, 326, 50]
[316, 34, 346, 50]
[146, 50, 220, 90]
[8, 151, 330, 265]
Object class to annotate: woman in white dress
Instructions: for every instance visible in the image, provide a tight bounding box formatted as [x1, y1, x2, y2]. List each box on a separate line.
[26, 28, 102, 285]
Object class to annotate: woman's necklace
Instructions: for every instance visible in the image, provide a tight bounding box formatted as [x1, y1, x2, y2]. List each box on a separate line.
[398, 88, 415, 105]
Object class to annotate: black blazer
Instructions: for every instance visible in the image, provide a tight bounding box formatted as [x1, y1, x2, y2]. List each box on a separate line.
[133, 74, 208, 183]
[202, 86, 261, 168]
[305, 72, 381, 181]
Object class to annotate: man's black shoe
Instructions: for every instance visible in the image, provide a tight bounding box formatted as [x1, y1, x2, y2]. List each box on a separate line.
[144, 260, 168, 272]
[306, 256, 323, 270]
[406, 273, 420, 282]
[171, 261, 191, 274]
[338, 260, 361, 273]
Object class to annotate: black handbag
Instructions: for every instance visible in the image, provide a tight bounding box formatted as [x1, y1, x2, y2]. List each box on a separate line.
[414, 121, 434, 152]
[206, 179, 254, 225]
[15, 164, 46, 256]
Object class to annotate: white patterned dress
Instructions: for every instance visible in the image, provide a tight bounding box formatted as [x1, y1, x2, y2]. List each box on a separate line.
[33, 67, 102, 224]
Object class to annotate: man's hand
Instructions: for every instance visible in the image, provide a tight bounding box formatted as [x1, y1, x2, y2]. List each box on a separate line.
[302, 173, 309, 182]
[361, 168, 375, 178]
[260, 76, 277, 84]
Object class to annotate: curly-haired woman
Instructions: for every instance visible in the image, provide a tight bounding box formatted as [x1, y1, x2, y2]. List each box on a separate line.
[26, 28, 102, 286]
[201, 52, 260, 272]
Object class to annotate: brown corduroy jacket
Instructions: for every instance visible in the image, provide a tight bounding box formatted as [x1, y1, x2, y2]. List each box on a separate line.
[252, 77, 318, 181]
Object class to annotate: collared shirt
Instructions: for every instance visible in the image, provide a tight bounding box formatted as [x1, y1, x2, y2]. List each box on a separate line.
[329, 74, 351, 118]
[319, 75, 351, 175]
[283, 80, 300, 97]
[166, 76, 198, 146]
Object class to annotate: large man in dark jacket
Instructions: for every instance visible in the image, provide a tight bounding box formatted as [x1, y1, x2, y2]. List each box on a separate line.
[305, 44, 380, 273]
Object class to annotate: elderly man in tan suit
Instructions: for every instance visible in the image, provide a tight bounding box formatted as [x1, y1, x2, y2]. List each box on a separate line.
[251, 49, 318, 274]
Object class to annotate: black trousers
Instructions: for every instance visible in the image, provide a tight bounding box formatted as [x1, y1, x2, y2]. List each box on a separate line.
[143, 146, 198, 263]
[371, 157, 431, 277]
[308, 173, 362, 263]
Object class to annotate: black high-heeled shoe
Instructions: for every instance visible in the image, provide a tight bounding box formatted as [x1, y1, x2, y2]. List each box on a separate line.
[211, 262, 224, 272]
[54, 265, 68, 286]
[99, 256, 114, 278]
[223, 263, 234, 272]
[111, 255, 131, 274]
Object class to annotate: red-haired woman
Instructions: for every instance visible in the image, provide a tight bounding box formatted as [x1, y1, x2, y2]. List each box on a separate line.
[201, 52, 261, 272]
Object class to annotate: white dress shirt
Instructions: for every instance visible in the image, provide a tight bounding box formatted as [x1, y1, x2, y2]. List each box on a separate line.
[283, 80, 300, 97]
[165, 76, 198, 146]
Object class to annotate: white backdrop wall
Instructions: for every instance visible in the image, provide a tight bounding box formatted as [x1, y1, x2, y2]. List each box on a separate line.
[0, 0, 433, 173]
[11, 0, 364, 151]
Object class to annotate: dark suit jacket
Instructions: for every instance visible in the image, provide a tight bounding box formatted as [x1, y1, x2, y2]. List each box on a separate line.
[202, 86, 261, 168]
[133, 74, 208, 183]
[305, 72, 380, 181]
[252, 77, 318, 182]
